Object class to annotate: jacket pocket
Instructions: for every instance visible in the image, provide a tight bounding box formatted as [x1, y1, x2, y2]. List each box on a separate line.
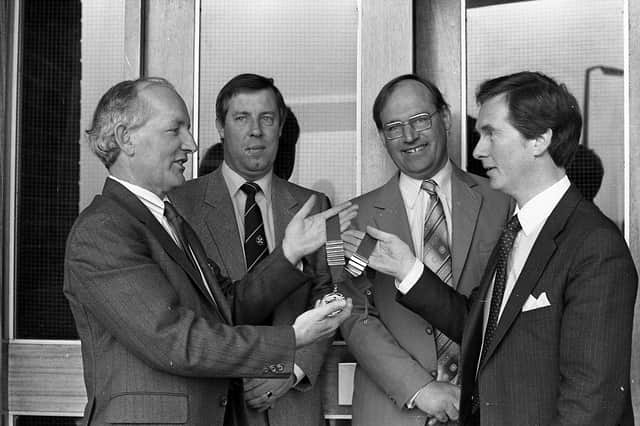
[105, 392, 187, 424]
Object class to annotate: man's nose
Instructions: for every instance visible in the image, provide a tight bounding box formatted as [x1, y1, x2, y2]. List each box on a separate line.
[249, 118, 263, 137]
[402, 123, 418, 142]
[182, 130, 197, 153]
[473, 135, 487, 159]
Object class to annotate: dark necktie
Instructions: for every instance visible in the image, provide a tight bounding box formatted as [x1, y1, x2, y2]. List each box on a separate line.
[240, 182, 269, 271]
[163, 201, 232, 324]
[472, 214, 521, 413]
[480, 214, 522, 364]
[422, 180, 459, 384]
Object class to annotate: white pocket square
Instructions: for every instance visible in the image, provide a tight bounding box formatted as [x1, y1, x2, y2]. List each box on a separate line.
[522, 292, 551, 312]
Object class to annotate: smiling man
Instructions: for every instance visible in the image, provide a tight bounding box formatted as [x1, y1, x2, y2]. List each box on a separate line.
[170, 73, 336, 426]
[352, 72, 637, 425]
[339, 74, 511, 425]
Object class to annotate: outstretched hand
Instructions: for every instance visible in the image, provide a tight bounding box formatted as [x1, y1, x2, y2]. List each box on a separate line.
[282, 195, 358, 265]
[293, 297, 353, 348]
[342, 226, 416, 281]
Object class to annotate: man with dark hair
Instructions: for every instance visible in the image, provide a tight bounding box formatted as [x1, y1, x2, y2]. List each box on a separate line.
[339, 74, 511, 425]
[171, 73, 336, 426]
[64, 77, 355, 426]
[351, 71, 637, 425]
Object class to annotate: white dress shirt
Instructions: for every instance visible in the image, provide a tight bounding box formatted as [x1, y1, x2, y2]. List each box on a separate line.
[109, 175, 181, 245]
[481, 175, 571, 335]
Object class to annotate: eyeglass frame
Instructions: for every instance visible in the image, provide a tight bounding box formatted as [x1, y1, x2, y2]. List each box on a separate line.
[382, 110, 440, 141]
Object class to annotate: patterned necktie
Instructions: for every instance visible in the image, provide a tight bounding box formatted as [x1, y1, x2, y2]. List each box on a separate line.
[479, 214, 522, 365]
[240, 182, 269, 271]
[163, 201, 232, 324]
[421, 179, 459, 383]
[472, 214, 521, 414]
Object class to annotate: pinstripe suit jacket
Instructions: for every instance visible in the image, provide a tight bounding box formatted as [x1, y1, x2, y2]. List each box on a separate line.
[170, 168, 333, 426]
[340, 166, 512, 426]
[64, 178, 311, 426]
[399, 185, 637, 425]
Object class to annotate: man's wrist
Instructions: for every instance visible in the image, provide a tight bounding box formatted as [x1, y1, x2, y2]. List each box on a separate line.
[407, 383, 430, 409]
[282, 239, 300, 265]
[396, 258, 424, 294]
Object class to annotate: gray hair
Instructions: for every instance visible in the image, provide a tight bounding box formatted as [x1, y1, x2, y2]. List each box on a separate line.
[85, 77, 176, 168]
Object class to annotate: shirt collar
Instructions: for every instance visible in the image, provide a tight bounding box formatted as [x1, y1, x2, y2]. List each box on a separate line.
[515, 175, 571, 236]
[108, 175, 168, 217]
[399, 160, 453, 209]
[221, 161, 273, 201]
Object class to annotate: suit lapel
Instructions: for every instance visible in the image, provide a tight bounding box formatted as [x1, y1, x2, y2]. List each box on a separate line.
[374, 175, 416, 252]
[102, 179, 214, 306]
[478, 186, 582, 368]
[450, 166, 482, 288]
[203, 170, 247, 277]
[271, 176, 299, 245]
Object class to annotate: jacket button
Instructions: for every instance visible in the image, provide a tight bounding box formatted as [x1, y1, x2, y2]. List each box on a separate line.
[425, 327, 433, 335]
[219, 396, 227, 407]
[430, 370, 437, 378]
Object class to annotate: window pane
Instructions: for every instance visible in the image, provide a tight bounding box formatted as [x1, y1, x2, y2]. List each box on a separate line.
[15, 0, 125, 339]
[15, 416, 78, 426]
[15, 0, 81, 339]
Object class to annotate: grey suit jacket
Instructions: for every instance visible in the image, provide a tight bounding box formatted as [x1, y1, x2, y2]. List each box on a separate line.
[64, 178, 311, 426]
[399, 185, 637, 426]
[340, 166, 512, 426]
[171, 168, 333, 426]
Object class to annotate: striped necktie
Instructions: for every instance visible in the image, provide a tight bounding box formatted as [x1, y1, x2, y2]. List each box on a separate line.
[422, 179, 459, 384]
[240, 182, 269, 271]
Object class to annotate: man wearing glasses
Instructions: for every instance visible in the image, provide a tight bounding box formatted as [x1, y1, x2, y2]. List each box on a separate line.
[340, 74, 511, 425]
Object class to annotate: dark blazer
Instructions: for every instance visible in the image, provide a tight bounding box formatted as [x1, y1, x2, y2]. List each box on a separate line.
[339, 166, 512, 426]
[170, 168, 332, 426]
[399, 185, 637, 426]
[64, 178, 313, 426]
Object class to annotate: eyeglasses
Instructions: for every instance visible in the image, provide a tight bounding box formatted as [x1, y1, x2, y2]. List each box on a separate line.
[382, 111, 439, 141]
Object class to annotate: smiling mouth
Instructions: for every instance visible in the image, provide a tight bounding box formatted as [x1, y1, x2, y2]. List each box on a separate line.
[403, 144, 427, 154]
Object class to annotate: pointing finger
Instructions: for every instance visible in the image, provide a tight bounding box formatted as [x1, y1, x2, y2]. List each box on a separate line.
[292, 195, 317, 220]
[318, 200, 353, 220]
[365, 225, 393, 242]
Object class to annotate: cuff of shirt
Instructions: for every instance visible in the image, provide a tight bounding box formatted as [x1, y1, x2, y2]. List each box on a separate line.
[395, 258, 424, 295]
[406, 385, 426, 409]
[293, 364, 305, 386]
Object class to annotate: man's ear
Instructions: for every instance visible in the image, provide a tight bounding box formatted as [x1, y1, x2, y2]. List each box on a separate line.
[114, 123, 135, 155]
[215, 118, 225, 141]
[532, 128, 553, 157]
[441, 108, 452, 132]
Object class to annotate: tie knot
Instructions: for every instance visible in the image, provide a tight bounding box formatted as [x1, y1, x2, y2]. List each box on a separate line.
[164, 201, 179, 222]
[421, 179, 438, 196]
[506, 214, 522, 235]
[241, 182, 262, 197]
